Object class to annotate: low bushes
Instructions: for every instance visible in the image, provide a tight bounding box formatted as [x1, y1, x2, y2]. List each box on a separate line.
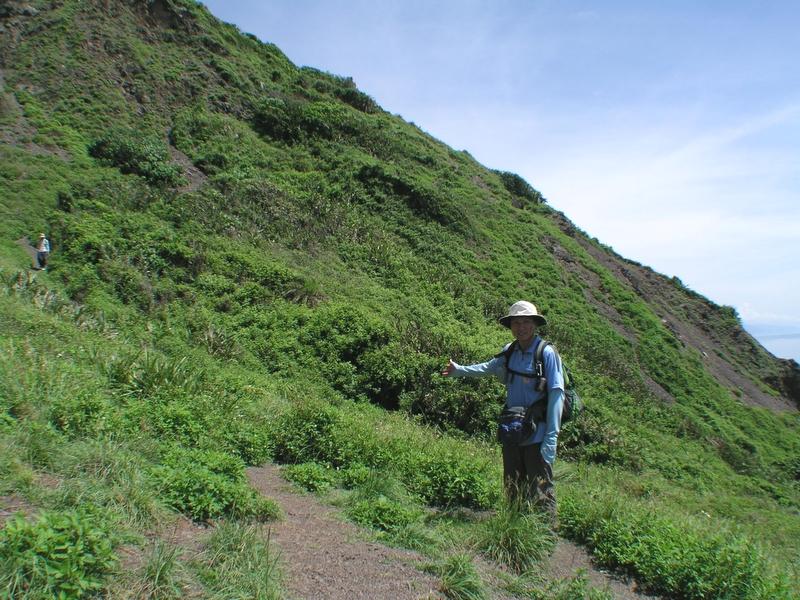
[270, 400, 791, 598]
[89, 129, 184, 187]
[347, 495, 421, 533]
[154, 447, 279, 522]
[270, 400, 499, 510]
[559, 490, 792, 600]
[282, 462, 337, 493]
[48, 390, 111, 438]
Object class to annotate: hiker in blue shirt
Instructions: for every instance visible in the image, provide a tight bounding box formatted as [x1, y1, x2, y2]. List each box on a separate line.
[442, 300, 564, 520]
[36, 233, 50, 270]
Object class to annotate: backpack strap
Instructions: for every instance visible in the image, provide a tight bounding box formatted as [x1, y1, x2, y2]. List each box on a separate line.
[534, 339, 550, 392]
[496, 338, 550, 388]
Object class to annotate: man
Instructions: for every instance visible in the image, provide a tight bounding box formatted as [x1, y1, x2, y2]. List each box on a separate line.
[441, 300, 564, 520]
[36, 233, 50, 270]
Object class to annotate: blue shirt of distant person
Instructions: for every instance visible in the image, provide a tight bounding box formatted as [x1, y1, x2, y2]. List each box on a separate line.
[442, 300, 564, 518]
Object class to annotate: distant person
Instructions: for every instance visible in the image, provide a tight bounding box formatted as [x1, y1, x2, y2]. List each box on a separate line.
[36, 233, 50, 270]
[441, 300, 564, 522]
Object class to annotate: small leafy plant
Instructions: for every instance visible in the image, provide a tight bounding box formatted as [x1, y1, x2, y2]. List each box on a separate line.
[282, 462, 337, 493]
[347, 495, 421, 533]
[0, 510, 117, 598]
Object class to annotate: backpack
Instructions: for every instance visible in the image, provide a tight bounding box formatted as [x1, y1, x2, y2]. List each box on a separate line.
[496, 339, 582, 424]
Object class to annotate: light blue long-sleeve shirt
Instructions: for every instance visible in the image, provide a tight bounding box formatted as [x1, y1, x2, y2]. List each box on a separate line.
[450, 336, 564, 464]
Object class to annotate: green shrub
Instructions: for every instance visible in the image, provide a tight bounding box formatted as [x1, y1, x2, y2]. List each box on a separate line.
[282, 462, 337, 493]
[154, 447, 279, 522]
[89, 130, 184, 187]
[339, 463, 371, 489]
[122, 396, 210, 446]
[48, 391, 110, 438]
[404, 448, 497, 510]
[270, 401, 352, 467]
[195, 521, 283, 599]
[492, 170, 545, 207]
[0, 510, 117, 599]
[252, 97, 303, 142]
[559, 494, 792, 599]
[271, 402, 499, 510]
[221, 419, 272, 466]
[558, 405, 642, 470]
[347, 495, 420, 533]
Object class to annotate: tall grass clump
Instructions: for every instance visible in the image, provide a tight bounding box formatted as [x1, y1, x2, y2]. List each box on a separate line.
[138, 541, 185, 600]
[507, 570, 614, 600]
[106, 540, 187, 600]
[437, 553, 486, 600]
[193, 522, 282, 600]
[474, 499, 556, 572]
[48, 438, 166, 530]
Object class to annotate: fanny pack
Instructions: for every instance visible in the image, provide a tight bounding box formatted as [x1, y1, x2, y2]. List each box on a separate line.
[496, 405, 536, 445]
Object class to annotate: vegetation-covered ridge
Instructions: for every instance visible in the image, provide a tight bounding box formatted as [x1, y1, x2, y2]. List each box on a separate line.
[1, 0, 799, 598]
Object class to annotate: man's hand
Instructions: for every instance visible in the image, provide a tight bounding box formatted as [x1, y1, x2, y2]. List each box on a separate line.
[441, 359, 457, 377]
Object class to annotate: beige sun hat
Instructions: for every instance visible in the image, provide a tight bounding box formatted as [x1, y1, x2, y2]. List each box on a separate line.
[498, 300, 547, 328]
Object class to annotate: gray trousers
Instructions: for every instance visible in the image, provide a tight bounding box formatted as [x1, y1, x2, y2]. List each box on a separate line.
[502, 442, 556, 516]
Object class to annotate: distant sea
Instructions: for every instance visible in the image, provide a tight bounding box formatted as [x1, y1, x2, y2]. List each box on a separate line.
[745, 322, 800, 363]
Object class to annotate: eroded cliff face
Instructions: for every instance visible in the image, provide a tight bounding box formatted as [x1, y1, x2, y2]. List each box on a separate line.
[547, 210, 798, 412]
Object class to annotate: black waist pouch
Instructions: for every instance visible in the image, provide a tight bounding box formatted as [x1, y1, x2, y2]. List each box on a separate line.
[497, 406, 536, 445]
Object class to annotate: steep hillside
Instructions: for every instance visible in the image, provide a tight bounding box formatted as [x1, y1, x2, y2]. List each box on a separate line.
[1, 1, 799, 598]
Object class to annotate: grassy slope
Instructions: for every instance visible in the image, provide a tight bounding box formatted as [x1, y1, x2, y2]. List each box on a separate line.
[1, 0, 799, 597]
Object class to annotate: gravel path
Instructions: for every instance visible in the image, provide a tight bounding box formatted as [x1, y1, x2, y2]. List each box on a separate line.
[247, 464, 441, 600]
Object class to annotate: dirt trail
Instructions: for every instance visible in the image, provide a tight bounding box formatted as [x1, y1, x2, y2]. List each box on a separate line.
[247, 464, 660, 600]
[15, 237, 38, 268]
[547, 540, 659, 600]
[247, 464, 441, 600]
[1, 466, 659, 599]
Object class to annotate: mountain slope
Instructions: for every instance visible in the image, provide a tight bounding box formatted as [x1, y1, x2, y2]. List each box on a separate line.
[1, 1, 799, 598]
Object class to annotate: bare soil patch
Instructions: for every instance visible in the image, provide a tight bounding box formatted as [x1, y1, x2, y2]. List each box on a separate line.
[547, 539, 659, 600]
[0, 494, 35, 526]
[168, 145, 207, 193]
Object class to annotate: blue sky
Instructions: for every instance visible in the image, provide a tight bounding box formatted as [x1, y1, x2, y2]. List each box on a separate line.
[202, 1, 800, 361]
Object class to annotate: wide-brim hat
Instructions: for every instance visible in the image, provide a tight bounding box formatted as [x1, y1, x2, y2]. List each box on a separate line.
[498, 300, 547, 328]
